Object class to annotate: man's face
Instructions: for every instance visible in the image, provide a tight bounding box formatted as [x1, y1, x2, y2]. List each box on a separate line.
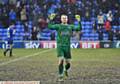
[61, 15, 68, 24]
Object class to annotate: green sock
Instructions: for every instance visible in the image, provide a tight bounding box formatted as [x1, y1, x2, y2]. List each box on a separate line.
[65, 63, 70, 71]
[59, 63, 64, 76]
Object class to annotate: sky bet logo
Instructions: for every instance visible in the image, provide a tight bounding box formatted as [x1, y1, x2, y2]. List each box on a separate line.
[25, 41, 40, 49]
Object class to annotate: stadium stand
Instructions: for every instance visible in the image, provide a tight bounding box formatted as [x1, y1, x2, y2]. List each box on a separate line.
[0, 0, 120, 41]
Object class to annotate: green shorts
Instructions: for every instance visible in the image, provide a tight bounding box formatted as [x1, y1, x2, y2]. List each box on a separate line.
[57, 46, 71, 59]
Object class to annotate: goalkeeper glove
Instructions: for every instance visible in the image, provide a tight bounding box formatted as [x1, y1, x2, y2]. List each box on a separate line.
[75, 14, 81, 22]
[48, 13, 56, 20]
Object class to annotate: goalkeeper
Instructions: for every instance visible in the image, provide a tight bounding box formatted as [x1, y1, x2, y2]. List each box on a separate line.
[48, 14, 81, 81]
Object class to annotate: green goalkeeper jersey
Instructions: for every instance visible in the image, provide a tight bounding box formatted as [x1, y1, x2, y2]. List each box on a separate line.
[48, 23, 81, 47]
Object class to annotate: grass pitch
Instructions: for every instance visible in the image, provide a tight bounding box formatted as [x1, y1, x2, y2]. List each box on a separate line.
[0, 48, 120, 84]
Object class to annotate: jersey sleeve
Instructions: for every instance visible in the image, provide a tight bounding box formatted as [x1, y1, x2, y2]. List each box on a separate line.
[48, 22, 59, 30]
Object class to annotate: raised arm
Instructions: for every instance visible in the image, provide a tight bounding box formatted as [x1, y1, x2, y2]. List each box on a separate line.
[48, 23, 59, 30]
[70, 14, 82, 31]
[48, 13, 59, 30]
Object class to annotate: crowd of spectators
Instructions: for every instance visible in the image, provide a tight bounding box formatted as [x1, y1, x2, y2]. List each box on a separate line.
[0, 0, 120, 41]
[95, 9, 120, 41]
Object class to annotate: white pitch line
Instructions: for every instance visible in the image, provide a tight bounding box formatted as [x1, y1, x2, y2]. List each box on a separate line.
[0, 49, 52, 66]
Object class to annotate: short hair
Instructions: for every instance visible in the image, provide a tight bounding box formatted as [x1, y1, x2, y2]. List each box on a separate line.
[61, 14, 68, 18]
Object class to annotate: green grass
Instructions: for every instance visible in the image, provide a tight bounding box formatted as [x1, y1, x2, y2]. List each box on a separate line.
[0, 48, 120, 83]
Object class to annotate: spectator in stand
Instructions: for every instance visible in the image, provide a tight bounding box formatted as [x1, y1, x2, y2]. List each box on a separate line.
[113, 10, 119, 26]
[9, 9, 16, 23]
[32, 4, 41, 26]
[97, 11, 104, 29]
[104, 19, 113, 41]
[26, 4, 32, 21]
[92, 20, 97, 32]
[31, 26, 38, 40]
[16, 0, 21, 8]
[106, 11, 113, 39]
[98, 0, 109, 13]
[38, 18, 47, 31]
[115, 29, 120, 40]
[96, 12, 104, 41]
[67, 0, 76, 4]
[16, 0, 22, 20]
[85, 7, 90, 21]
[23, 31, 30, 40]
[104, 20, 111, 32]
[20, 5, 28, 32]
[50, 31, 55, 40]
[97, 11, 104, 30]
[1, 4, 9, 28]
[106, 10, 113, 24]
[47, 4, 57, 15]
